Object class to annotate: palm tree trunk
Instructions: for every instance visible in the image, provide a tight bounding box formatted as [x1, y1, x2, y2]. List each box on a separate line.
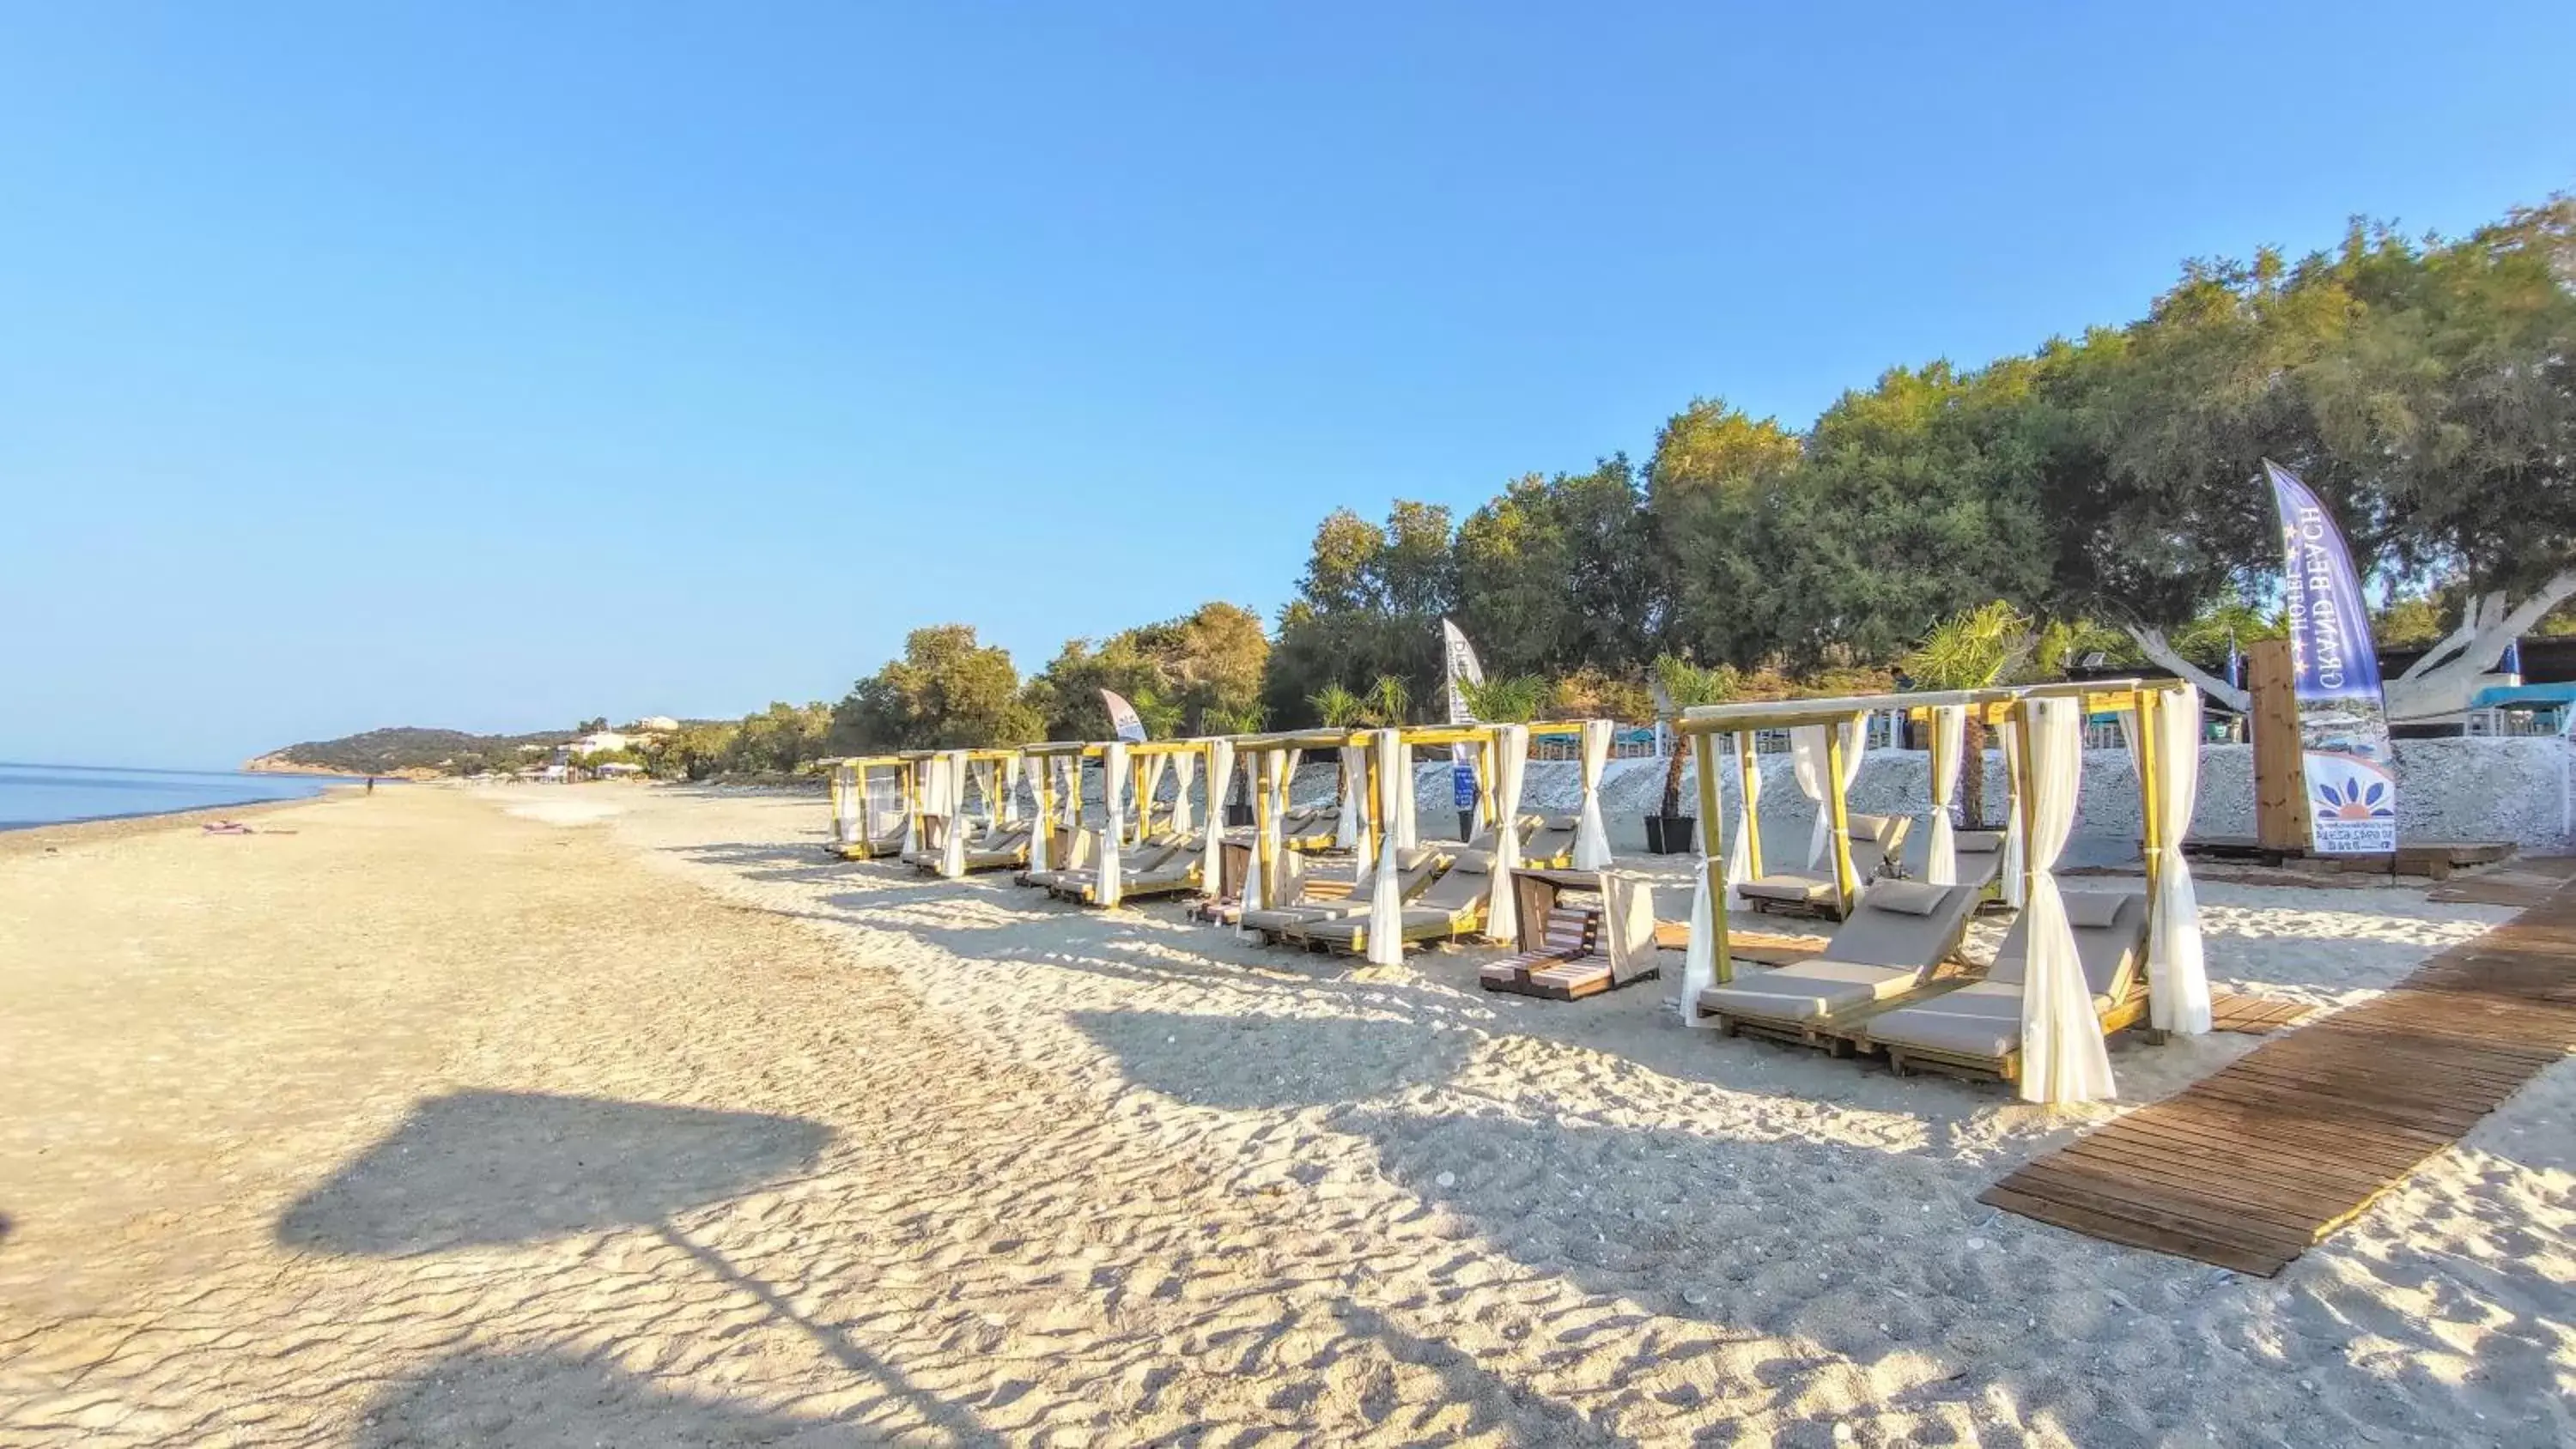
[1660, 738, 1686, 820]
[1960, 716, 1987, 828]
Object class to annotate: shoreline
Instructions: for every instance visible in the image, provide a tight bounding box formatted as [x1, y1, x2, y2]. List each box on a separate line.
[0, 790, 350, 858]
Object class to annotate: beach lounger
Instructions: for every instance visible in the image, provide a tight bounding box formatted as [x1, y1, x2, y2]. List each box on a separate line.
[1519, 815, 1581, 869]
[833, 815, 909, 860]
[1951, 828, 2007, 892]
[1094, 832, 1209, 902]
[1239, 846, 1443, 939]
[1859, 890, 2152, 1083]
[1040, 837, 1191, 902]
[1478, 904, 1598, 994]
[1289, 850, 1494, 955]
[1738, 813, 1912, 919]
[960, 823, 1033, 873]
[1279, 805, 1340, 852]
[1693, 878, 1984, 1051]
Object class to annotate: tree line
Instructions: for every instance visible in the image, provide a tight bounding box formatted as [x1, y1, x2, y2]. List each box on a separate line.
[793, 199, 2576, 761]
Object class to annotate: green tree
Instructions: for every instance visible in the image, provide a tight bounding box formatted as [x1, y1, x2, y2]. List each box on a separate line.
[1030, 602, 1270, 739]
[832, 625, 1038, 751]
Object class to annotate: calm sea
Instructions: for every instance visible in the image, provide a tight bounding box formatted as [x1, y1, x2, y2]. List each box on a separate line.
[0, 763, 360, 831]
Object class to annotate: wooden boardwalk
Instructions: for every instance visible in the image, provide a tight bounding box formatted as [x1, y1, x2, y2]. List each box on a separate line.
[2208, 992, 2318, 1035]
[1982, 878, 2576, 1276]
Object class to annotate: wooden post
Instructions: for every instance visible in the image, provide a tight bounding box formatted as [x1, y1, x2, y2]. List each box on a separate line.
[2135, 688, 2163, 957]
[1735, 733, 1764, 882]
[1033, 757, 1056, 868]
[1254, 751, 1279, 910]
[1691, 731, 1733, 984]
[1825, 721, 1859, 911]
[2247, 638, 2310, 852]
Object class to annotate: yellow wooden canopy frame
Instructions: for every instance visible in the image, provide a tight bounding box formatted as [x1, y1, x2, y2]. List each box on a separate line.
[822, 754, 914, 851]
[1671, 680, 2191, 985]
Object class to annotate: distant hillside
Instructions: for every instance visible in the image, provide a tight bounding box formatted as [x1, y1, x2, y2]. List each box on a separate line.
[246, 726, 565, 777]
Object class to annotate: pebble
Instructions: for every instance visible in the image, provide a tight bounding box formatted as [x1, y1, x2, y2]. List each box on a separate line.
[1435, 1171, 1456, 1188]
[1965, 1237, 1989, 1252]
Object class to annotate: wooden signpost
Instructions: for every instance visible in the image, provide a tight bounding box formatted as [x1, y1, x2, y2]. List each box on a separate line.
[2247, 638, 2312, 852]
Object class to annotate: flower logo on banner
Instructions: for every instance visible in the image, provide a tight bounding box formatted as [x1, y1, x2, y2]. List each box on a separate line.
[2313, 777, 2395, 821]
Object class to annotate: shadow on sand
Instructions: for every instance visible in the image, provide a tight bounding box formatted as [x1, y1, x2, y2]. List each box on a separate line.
[354, 1346, 884, 1448]
[277, 1089, 832, 1256]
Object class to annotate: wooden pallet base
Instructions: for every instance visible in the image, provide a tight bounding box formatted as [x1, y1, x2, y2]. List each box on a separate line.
[2180, 836, 2516, 881]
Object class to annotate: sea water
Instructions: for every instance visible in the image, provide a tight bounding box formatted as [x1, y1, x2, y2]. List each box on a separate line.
[0, 763, 356, 830]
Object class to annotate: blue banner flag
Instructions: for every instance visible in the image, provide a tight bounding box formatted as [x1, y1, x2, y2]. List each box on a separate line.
[2500, 637, 2524, 678]
[2263, 460, 2396, 854]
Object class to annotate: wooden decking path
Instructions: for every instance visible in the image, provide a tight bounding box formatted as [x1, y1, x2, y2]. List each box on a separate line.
[1982, 877, 2576, 1276]
[2207, 992, 2318, 1035]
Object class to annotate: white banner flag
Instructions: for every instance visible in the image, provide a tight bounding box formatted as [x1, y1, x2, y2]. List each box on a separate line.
[1101, 688, 1148, 743]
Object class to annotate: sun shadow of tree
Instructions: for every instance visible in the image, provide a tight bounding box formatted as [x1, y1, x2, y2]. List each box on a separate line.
[353, 1346, 884, 1447]
[276, 1089, 833, 1257]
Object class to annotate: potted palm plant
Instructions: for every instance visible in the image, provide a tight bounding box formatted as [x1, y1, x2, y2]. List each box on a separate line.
[1306, 683, 1368, 829]
[1899, 601, 2043, 830]
[1644, 656, 1739, 854]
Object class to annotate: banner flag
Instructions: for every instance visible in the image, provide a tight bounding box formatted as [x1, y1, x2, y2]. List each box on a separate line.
[1440, 619, 1487, 810]
[2263, 460, 2396, 854]
[1100, 689, 1148, 743]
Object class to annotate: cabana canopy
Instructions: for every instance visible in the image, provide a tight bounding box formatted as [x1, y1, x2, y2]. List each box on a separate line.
[1680, 680, 2208, 1105]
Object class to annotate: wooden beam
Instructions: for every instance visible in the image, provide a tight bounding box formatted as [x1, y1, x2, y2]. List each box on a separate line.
[2247, 639, 2310, 852]
[1691, 730, 1733, 984]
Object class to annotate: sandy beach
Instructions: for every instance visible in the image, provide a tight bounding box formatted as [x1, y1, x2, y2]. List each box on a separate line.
[3, 783, 2568, 1446]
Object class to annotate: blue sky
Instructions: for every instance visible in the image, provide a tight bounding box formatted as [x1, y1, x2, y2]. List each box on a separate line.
[3, 3, 2570, 767]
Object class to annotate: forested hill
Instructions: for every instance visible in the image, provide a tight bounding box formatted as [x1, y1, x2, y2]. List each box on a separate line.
[246, 726, 564, 777]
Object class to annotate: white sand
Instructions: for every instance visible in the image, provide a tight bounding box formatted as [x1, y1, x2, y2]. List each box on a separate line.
[2, 783, 2567, 1446]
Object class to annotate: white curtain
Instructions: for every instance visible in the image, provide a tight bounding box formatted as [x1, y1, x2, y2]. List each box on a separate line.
[1819, 718, 1866, 864]
[1393, 744, 1419, 850]
[899, 764, 920, 859]
[1098, 742, 1128, 906]
[1572, 718, 1613, 869]
[1024, 755, 1052, 874]
[2000, 726, 2026, 908]
[1281, 749, 1305, 818]
[1926, 705, 1965, 886]
[1366, 730, 1406, 966]
[1169, 751, 1198, 835]
[1139, 753, 1170, 840]
[1724, 738, 1759, 909]
[970, 761, 999, 829]
[2016, 698, 2114, 1105]
[999, 755, 1023, 825]
[2142, 688, 2211, 1034]
[1334, 745, 1364, 849]
[1680, 733, 1725, 1028]
[833, 764, 860, 845]
[1789, 725, 1830, 866]
[1486, 724, 1529, 940]
[939, 753, 970, 877]
[1199, 738, 1232, 894]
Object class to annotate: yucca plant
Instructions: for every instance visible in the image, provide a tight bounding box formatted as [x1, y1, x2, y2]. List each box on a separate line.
[1456, 674, 1548, 724]
[1359, 674, 1412, 728]
[1308, 682, 1367, 729]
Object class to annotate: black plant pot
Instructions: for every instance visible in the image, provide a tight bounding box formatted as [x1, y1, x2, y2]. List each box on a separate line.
[1224, 803, 1255, 828]
[1643, 815, 1696, 855]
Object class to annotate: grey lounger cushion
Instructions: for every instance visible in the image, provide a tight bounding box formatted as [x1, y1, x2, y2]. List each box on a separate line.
[1864, 892, 2148, 1058]
[1698, 961, 1923, 1023]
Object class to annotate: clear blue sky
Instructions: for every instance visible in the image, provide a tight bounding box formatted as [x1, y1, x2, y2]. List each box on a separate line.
[4, 3, 2570, 767]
